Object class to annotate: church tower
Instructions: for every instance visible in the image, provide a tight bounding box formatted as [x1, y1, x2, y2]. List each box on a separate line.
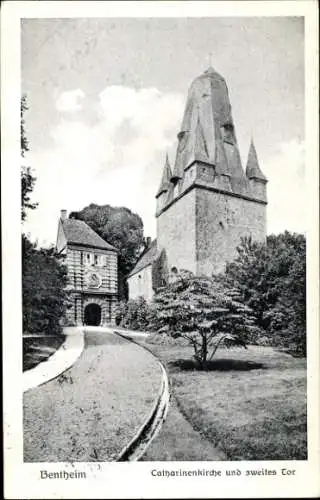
[155, 67, 268, 276]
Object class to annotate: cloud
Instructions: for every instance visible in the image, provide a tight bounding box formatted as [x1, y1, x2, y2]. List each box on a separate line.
[24, 85, 184, 246]
[26, 85, 306, 248]
[56, 89, 85, 113]
[264, 138, 306, 235]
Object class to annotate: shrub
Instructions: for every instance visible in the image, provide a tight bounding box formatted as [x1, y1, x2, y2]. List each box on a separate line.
[115, 297, 155, 331]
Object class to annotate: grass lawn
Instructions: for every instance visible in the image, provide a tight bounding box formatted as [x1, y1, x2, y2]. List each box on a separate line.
[141, 338, 307, 461]
[23, 335, 66, 371]
[23, 330, 162, 462]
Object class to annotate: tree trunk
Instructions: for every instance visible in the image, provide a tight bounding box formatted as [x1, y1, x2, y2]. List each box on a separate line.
[118, 271, 128, 301]
[201, 333, 207, 367]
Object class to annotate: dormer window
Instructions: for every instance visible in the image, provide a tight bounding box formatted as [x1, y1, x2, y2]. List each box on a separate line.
[221, 123, 235, 145]
[177, 130, 189, 153]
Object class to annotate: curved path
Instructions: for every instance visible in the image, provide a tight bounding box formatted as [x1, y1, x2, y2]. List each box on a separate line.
[23, 328, 163, 462]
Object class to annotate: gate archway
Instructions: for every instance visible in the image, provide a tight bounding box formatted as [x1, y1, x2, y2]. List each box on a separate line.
[84, 303, 101, 326]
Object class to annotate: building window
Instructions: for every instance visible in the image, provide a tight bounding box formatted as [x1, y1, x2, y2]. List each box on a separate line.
[94, 254, 99, 266]
[86, 253, 91, 265]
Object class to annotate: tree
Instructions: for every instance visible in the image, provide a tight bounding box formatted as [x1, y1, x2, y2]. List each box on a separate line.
[21, 96, 69, 337]
[21, 95, 37, 221]
[69, 204, 148, 299]
[22, 236, 69, 336]
[152, 271, 259, 368]
[224, 232, 306, 355]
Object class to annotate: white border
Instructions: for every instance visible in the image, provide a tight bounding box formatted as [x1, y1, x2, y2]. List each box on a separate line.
[2, 1, 319, 498]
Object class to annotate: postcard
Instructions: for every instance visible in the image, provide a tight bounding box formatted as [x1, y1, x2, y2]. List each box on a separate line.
[2, 1, 319, 498]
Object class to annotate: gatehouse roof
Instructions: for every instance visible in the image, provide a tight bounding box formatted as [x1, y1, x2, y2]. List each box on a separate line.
[62, 218, 117, 251]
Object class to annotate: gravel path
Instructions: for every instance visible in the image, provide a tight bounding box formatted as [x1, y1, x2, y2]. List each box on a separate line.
[23, 330, 162, 462]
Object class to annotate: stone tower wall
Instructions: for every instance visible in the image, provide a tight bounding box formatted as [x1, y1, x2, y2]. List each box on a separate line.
[157, 189, 197, 273]
[195, 188, 266, 276]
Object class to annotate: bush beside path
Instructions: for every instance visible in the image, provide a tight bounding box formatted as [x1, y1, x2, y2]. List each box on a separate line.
[23, 329, 162, 462]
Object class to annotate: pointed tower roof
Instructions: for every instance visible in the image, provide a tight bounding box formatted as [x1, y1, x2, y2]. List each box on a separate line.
[198, 66, 225, 82]
[246, 139, 267, 182]
[156, 153, 172, 198]
[171, 132, 185, 182]
[194, 115, 209, 160]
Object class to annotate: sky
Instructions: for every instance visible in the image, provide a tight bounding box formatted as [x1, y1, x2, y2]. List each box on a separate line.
[21, 17, 305, 246]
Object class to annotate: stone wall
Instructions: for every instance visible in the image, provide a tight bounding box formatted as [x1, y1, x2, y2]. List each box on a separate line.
[83, 295, 117, 325]
[196, 188, 266, 275]
[157, 188, 197, 273]
[65, 293, 82, 326]
[156, 185, 266, 279]
[66, 293, 117, 326]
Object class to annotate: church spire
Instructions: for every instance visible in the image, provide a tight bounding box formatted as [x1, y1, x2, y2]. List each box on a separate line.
[245, 138, 267, 182]
[156, 153, 172, 198]
[194, 115, 209, 160]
